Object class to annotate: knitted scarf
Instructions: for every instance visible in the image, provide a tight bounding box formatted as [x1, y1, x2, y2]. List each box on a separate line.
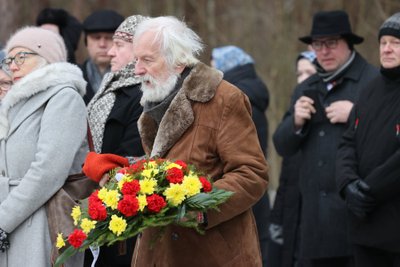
[87, 61, 141, 153]
[316, 51, 355, 84]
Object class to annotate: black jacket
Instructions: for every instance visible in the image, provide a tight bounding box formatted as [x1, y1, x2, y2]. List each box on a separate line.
[223, 63, 269, 155]
[223, 63, 270, 266]
[101, 84, 144, 156]
[336, 73, 400, 252]
[273, 52, 378, 259]
[84, 83, 144, 267]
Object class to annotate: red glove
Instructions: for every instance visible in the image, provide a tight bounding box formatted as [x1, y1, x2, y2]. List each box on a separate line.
[82, 152, 129, 182]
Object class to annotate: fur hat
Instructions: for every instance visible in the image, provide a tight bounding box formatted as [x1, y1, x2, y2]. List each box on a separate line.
[299, 10, 363, 45]
[5, 26, 67, 64]
[113, 15, 147, 43]
[379, 12, 400, 40]
[36, 8, 83, 63]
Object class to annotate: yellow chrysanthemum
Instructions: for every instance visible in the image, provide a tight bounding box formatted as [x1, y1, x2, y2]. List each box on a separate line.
[117, 174, 133, 190]
[103, 189, 120, 210]
[166, 162, 182, 170]
[97, 187, 108, 201]
[141, 168, 159, 178]
[139, 178, 157, 194]
[146, 161, 158, 169]
[109, 215, 127, 236]
[71, 205, 81, 226]
[164, 183, 186, 206]
[182, 175, 202, 197]
[137, 194, 147, 211]
[80, 218, 97, 234]
[56, 233, 65, 249]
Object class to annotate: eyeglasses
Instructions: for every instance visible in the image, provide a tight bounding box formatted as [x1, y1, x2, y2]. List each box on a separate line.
[0, 80, 12, 92]
[2, 52, 38, 71]
[311, 38, 340, 51]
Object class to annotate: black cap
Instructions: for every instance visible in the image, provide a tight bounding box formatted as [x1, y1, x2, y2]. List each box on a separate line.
[83, 10, 124, 33]
[299, 10, 363, 45]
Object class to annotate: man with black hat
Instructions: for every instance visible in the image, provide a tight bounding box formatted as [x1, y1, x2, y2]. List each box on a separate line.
[336, 12, 400, 267]
[81, 9, 124, 104]
[273, 10, 378, 266]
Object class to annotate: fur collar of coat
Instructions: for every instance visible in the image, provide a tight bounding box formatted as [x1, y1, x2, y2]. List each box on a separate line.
[0, 62, 86, 139]
[139, 62, 223, 157]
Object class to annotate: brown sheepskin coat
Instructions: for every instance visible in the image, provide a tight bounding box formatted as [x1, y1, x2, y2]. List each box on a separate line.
[132, 62, 269, 267]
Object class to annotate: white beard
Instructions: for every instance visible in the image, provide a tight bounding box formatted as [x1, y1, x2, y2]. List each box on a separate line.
[140, 72, 179, 106]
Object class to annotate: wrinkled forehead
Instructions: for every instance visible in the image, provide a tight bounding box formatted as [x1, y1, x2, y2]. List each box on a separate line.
[133, 31, 161, 57]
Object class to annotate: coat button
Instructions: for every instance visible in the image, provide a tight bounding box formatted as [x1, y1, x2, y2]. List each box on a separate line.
[1, 170, 4, 176]
[317, 160, 324, 167]
[319, 130, 325, 137]
[171, 232, 179, 241]
[320, 191, 327, 197]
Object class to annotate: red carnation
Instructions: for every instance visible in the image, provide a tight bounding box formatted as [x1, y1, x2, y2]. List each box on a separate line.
[88, 190, 102, 205]
[146, 194, 167, 213]
[128, 159, 146, 174]
[199, 177, 212, 192]
[68, 229, 87, 248]
[174, 160, 188, 172]
[118, 195, 139, 217]
[88, 202, 107, 221]
[121, 180, 141, 195]
[166, 167, 184, 184]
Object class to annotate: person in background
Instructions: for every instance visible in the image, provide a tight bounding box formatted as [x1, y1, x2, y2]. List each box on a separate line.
[0, 51, 12, 100]
[273, 10, 378, 267]
[36, 7, 83, 64]
[81, 9, 124, 104]
[84, 15, 147, 267]
[336, 12, 400, 267]
[296, 51, 317, 84]
[82, 16, 268, 266]
[211, 45, 270, 267]
[268, 50, 316, 267]
[0, 26, 87, 267]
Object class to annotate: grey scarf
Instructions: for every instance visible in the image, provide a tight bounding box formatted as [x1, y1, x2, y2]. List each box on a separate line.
[87, 61, 141, 153]
[85, 59, 109, 93]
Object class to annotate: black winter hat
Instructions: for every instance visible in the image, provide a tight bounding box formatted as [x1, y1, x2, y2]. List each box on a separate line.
[36, 8, 83, 64]
[299, 10, 363, 45]
[83, 10, 124, 33]
[379, 12, 400, 40]
[36, 8, 68, 28]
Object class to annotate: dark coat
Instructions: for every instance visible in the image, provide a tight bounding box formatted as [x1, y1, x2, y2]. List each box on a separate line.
[85, 84, 144, 267]
[223, 63, 270, 266]
[80, 60, 95, 104]
[223, 63, 269, 155]
[132, 63, 268, 267]
[273, 52, 378, 259]
[101, 84, 144, 156]
[336, 74, 400, 252]
[268, 153, 302, 267]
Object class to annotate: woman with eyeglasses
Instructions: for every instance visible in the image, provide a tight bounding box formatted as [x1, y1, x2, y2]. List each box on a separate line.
[0, 27, 87, 267]
[0, 69, 12, 100]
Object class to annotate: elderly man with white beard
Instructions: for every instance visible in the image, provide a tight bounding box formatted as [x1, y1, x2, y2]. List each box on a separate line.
[83, 16, 268, 267]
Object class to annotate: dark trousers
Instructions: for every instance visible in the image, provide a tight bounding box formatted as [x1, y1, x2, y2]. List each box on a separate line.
[306, 256, 354, 267]
[354, 244, 400, 267]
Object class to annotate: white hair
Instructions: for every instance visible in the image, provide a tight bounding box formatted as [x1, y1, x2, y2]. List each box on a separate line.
[134, 16, 204, 68]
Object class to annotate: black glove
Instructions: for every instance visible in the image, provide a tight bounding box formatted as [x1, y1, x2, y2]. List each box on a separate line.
[0, 228, 9, 252]
[344, 179, 376, 219]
